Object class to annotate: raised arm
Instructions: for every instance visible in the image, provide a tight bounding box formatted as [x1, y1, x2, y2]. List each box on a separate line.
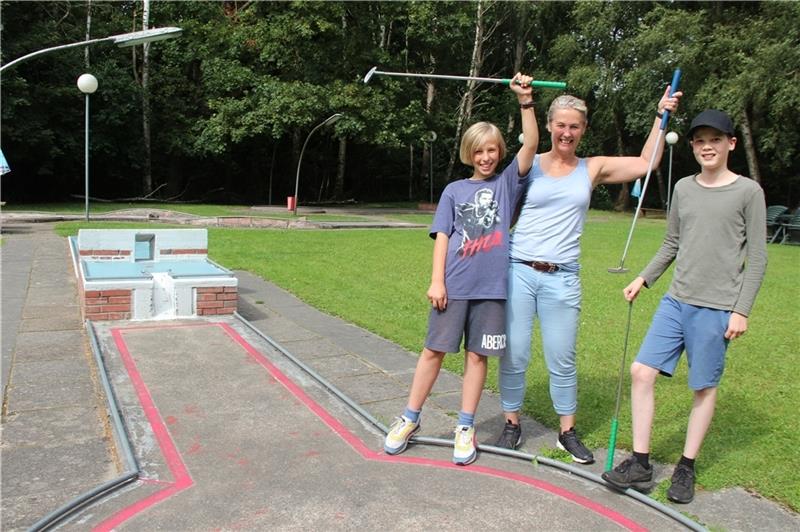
[510, 72, 539, 177]
[589, 86, 683, 186]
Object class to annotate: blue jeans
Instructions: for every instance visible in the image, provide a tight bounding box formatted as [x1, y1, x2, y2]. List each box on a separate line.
[499, 261, 582, 415]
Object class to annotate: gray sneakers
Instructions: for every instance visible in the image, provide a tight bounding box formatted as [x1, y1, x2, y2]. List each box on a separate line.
[556, 427, 595, 464]
[601, 456, 654, 492]
[494, 421, 522, 450]
[667, 463, 695, 503]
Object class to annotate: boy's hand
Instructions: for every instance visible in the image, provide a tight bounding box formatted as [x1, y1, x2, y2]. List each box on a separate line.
[724, 312, 748, 340]
[427, 281, 447, 311]
[623, 277, 646, 302]
[657, 85, 683, 116]
[511, 72, 534, 100]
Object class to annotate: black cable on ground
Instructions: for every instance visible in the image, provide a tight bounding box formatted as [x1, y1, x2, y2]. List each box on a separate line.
[28, 313, 707, 531]
[235, 312, 708, 532]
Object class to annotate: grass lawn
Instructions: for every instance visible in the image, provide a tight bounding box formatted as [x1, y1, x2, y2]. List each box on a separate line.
[54, 212, 799, 511]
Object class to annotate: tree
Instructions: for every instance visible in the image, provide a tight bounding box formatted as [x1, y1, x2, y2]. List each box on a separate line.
[1, 1, 796, 206]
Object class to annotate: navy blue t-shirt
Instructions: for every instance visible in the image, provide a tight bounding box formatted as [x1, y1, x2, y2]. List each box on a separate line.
[429, 157, 529, 300]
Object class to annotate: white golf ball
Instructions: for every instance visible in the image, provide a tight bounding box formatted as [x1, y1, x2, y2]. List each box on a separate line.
[665, 131, 679, 145]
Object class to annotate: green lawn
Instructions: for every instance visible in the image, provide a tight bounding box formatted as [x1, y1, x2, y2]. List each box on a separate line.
[54, 213, 799, 511]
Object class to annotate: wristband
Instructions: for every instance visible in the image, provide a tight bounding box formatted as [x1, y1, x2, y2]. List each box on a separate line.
[520, 101, 535, 109]
[656, 111, 664, 119]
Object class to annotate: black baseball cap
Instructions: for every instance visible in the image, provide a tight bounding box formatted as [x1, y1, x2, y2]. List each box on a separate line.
[688, 109, 735, 138]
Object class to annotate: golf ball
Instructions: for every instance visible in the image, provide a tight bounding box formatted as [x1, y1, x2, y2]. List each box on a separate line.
[665, 131, 679, 145]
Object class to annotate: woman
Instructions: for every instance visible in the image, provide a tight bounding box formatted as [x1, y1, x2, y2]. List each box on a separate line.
[493, 87, 682, 464]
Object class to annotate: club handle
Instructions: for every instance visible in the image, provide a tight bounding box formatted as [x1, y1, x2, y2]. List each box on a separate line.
[660, 68, 682, 130]
[605, 418, 619, 471]
[504, 79, 567, 90]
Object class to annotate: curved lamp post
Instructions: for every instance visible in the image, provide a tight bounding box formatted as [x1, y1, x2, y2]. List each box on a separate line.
[293, 113, 343, 215]
[2, 27, 182, 220]
[78, 74, 98, 222]
[0, 27, 182, 73]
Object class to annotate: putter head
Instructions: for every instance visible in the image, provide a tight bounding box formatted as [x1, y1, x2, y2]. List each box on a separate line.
[363, 66, 378, 84]
[607, 267, 630, 274]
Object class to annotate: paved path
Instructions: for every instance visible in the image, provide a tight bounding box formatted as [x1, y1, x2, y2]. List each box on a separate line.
[1, 223, 118, 529]
[72, 319, 677, 531]
[2, 220, 799, 531]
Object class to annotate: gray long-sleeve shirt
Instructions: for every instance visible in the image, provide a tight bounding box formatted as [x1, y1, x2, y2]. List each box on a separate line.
[640, 174, 767, 316]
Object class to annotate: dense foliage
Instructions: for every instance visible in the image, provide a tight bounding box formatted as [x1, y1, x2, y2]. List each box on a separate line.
[2, 1, 798, 208]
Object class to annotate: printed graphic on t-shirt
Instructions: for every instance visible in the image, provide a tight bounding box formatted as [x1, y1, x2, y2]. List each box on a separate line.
[456, 187, 502, 257]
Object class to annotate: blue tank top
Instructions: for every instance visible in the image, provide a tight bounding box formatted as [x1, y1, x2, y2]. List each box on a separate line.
[509, 154, 592, 265]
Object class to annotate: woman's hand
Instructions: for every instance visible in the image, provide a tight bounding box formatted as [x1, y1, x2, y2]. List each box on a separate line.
[511, 72, 534, 100]
[657, 85, 683, 116]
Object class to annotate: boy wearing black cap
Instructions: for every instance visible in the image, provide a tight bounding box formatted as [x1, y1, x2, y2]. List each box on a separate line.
[602, 110, 767, 503]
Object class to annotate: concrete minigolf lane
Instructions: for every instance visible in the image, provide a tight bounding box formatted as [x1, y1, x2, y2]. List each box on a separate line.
[66, 319, 683, 531]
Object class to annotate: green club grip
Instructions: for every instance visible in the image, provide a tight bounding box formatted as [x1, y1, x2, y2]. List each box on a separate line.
[606, 418, 619, 472]
[505, 79, 567, 90]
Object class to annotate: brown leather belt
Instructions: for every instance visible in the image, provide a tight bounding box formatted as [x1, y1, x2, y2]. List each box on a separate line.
[521, 260, 560, 273]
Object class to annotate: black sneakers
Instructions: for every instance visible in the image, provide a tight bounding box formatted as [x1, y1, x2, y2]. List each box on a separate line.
[667, 463, 695, 503]
[556, 427, 595, 464]
[602, 456, 654, 492]
[495, 420, 522, 449]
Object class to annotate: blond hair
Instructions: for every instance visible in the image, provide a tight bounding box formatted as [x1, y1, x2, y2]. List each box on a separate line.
[459, 122, 506, 166]
[547, 95, 588, 124]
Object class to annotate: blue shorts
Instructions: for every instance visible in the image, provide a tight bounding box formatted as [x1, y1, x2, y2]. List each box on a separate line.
[635, 295, 731, 390]
[425, 299, 506, 357]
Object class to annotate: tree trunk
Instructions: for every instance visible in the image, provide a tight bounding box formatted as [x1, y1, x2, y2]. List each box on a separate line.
[506, 3, 529, 136]
[84, 0, 92, 68]
[612, 112, 630, 211]
[333, 9, 348, 201]
[739, 107, 761, 184]
[420, 76, 435, 200]
[408, 144, 414, 201]
[654, 167, 666, 209]
[335, 137, 346, 199]
[141, 0, 153, 195]
[446, 0, 486, 182]
[268, 141, 277, 205]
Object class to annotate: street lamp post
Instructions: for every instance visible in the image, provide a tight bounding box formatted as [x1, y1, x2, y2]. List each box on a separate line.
[78, 74, 98, 222]
[293, 113, 343, 215]
[665, 131, 679, 215]
[0, 27, 182, 73]
[2, 27, 182, 220]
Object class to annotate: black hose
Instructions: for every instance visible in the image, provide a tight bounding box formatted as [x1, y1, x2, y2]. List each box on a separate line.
[235, 312, 708, 532]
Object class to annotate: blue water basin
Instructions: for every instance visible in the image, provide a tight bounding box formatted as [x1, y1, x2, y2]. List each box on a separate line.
[83, 260, 232, 280]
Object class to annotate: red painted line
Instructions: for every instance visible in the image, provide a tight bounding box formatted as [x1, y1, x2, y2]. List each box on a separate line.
[97, 321, 647, 531]
[217, 322, 646, 532]
[92, 329, 194, 532]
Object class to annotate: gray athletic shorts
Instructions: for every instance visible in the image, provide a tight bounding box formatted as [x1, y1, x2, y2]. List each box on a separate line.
[424, 299, 506, 357]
